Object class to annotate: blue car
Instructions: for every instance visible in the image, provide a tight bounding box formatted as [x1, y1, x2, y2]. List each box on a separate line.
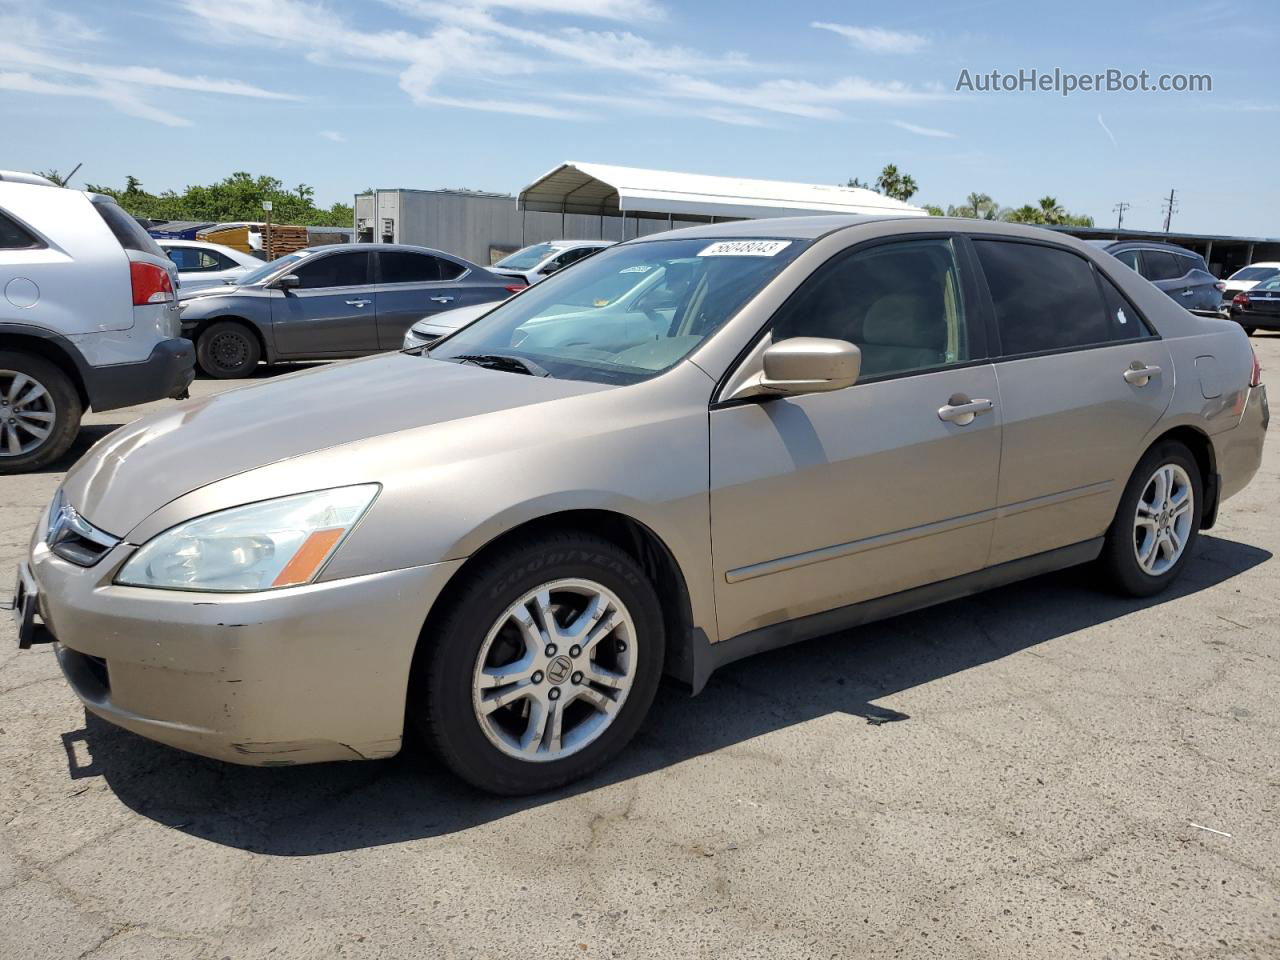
[1088, 240, 1223, 317]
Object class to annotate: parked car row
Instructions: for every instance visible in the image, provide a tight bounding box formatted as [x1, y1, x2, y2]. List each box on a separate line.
[14, 214, 1267, 794]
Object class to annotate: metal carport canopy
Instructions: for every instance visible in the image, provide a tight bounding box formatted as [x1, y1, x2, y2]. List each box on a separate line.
[518, 161, 928, 221]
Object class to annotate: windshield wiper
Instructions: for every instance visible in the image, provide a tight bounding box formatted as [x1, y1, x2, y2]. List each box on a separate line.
[453, 353, 550, 377]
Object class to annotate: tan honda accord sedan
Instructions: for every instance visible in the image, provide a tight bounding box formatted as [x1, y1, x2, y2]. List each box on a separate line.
[14, 216, 1268, 794]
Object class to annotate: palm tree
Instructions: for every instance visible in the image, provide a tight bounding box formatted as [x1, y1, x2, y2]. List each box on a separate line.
[295, 183, 314, 203]
[35, 169, 70, 187]
[963, 192, 993, 218]
[875, 164, 919, 202]
[1038, 196, 1065, 225]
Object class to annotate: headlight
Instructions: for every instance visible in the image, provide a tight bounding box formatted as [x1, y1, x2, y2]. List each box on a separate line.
[115, 485, 379, 592]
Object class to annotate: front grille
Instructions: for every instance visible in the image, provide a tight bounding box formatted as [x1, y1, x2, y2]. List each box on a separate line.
[45, 491, 120, 567]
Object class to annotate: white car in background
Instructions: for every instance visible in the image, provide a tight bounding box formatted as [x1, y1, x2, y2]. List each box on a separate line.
[158, 239, 262, 292]
[489, 240, 612, 286]
[1221, 262, 1280, 303]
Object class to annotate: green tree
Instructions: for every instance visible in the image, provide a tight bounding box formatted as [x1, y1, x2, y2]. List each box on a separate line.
[922, 204, 945, 217]
[35, 169, 70, 187]
[1038, 195, 1066, 225]
[948, 192, 998, 219]
[87, 172, 353, 227]
[875, 164, 918, 202]
[1003, 204, 1045, 224]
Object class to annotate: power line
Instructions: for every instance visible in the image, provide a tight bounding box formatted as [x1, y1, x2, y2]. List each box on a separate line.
[1161, 189, 1178, 232]
[1112, 201, 1130, 230]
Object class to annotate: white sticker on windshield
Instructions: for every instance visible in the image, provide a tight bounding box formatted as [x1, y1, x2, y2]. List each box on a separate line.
[698, 240, 792, 257]
[620, 264, 653, 273]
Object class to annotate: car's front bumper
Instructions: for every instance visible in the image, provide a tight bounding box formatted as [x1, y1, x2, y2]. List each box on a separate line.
[28, 533, 464, 766]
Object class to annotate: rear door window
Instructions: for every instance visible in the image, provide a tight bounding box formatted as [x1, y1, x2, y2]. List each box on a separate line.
[974, 239, 1141, 355]
[379, 251, 441, 284]
[1140, 250, 1188, 282]
[293, 252, 371, 289]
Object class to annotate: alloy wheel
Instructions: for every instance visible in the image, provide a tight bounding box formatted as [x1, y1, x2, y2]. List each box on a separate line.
[471, 578, 636, 762]
[0, 370, 57, 458]
[1133, 463, 1194, 576]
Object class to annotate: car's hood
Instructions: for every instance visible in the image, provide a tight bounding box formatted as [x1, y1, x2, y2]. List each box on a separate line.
[411, 302, 495, 333]
[178, 283, 241, 302]
[61, 352, 611, 535]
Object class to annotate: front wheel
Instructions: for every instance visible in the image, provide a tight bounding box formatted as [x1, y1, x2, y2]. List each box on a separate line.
[412, 533, 664, 794]
[1098, 441, 1202, 597]
[196, 321, 261, 379]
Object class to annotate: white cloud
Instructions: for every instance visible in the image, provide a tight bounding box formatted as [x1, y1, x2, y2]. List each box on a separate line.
[1096, 113, 1118, 148]
[169, 0, 942, 126]
[0, 72, 191, 126]
[319, 129, 346, 141]
[0, 3, 298, 125]
[891, 119, 956, 138]
[811, 22, 929, 54]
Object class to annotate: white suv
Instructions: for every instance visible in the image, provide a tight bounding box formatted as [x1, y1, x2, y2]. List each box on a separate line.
[488, 240, 613, 286]
[0, 172, 195, 472]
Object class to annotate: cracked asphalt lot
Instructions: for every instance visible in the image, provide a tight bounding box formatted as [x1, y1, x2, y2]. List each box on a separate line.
[2, 345, 1278, 960]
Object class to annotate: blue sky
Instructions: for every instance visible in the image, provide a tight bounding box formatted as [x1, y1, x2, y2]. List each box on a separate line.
[3, 0, 1276, 236]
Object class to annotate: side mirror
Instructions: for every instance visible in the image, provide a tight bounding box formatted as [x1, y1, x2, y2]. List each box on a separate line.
[273, 274, 300, 290]
[729, 337, 861, 401]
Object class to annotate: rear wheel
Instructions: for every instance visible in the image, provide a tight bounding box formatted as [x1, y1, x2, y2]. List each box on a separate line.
[1098, 441, 1201, 597]
[196, 321, 261, 379]
[412, 533, 664, 794]
[0, 352, 82, 474]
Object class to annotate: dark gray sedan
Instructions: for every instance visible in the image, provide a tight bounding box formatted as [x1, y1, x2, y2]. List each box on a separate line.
[178, 243, 523, 377]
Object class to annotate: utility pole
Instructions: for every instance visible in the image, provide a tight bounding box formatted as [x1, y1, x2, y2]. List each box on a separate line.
[1161, 189, 1178, 233]
[1112, 201, 1130, 230]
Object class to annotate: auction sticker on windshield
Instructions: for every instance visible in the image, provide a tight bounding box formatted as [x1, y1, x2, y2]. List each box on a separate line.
[698, 240, 792, 257]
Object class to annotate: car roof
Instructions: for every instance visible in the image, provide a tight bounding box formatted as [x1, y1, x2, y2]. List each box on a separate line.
[1093, 239, 1202, 257]
[1241, 261, 1280, 268]
[0, 170, 59, 187]
[294, 242, 478, 264]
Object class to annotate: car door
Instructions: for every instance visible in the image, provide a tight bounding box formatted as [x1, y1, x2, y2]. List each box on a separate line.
[709, 236, 1002, 640]
[373, 251, 501, 350]
[1140, 249, 1198, 308]
[971, 238, 1174, 566]
[270, 250, 377, 356]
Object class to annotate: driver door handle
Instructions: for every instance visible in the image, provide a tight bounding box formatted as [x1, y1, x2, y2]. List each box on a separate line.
[430, 296, 455, 303]
[1123, 364, 1162, 385]
[937, 398, 994, 425]
[345, 299, 371, 307]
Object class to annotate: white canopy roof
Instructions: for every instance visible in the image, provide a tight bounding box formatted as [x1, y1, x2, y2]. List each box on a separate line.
[518, 161, 927, 221]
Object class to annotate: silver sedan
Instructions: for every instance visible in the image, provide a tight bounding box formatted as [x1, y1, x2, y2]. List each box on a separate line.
[17, 216, 1268, 794]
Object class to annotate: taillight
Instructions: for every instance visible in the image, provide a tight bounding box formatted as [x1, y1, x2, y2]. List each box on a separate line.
[1233, 292, 1250, 305]
[504, 284, 528, 294]
[130, 261, 174, 305]
[1250, 348, 1262, 388]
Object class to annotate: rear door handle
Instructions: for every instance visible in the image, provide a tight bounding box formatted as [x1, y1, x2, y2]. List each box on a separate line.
[430, 296, 455, 304]
[937, 398, 994, 425]
[1123, 363, 1162, 385]
[345, 299, 371, 307]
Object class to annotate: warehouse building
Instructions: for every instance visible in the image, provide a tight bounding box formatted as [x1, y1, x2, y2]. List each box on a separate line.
[354, 161, 926, 265]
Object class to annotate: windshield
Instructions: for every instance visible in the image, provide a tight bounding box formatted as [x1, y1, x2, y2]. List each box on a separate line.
[1257, 277, 1280, 291]
[494, 243, 561, 270]
[429, 236, 808, 385]
[237, 252, 304, 286]
[1229, 266, 1280, 282]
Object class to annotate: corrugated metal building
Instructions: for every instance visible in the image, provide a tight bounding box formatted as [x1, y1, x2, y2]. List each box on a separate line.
[354, 162, 926, 265]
